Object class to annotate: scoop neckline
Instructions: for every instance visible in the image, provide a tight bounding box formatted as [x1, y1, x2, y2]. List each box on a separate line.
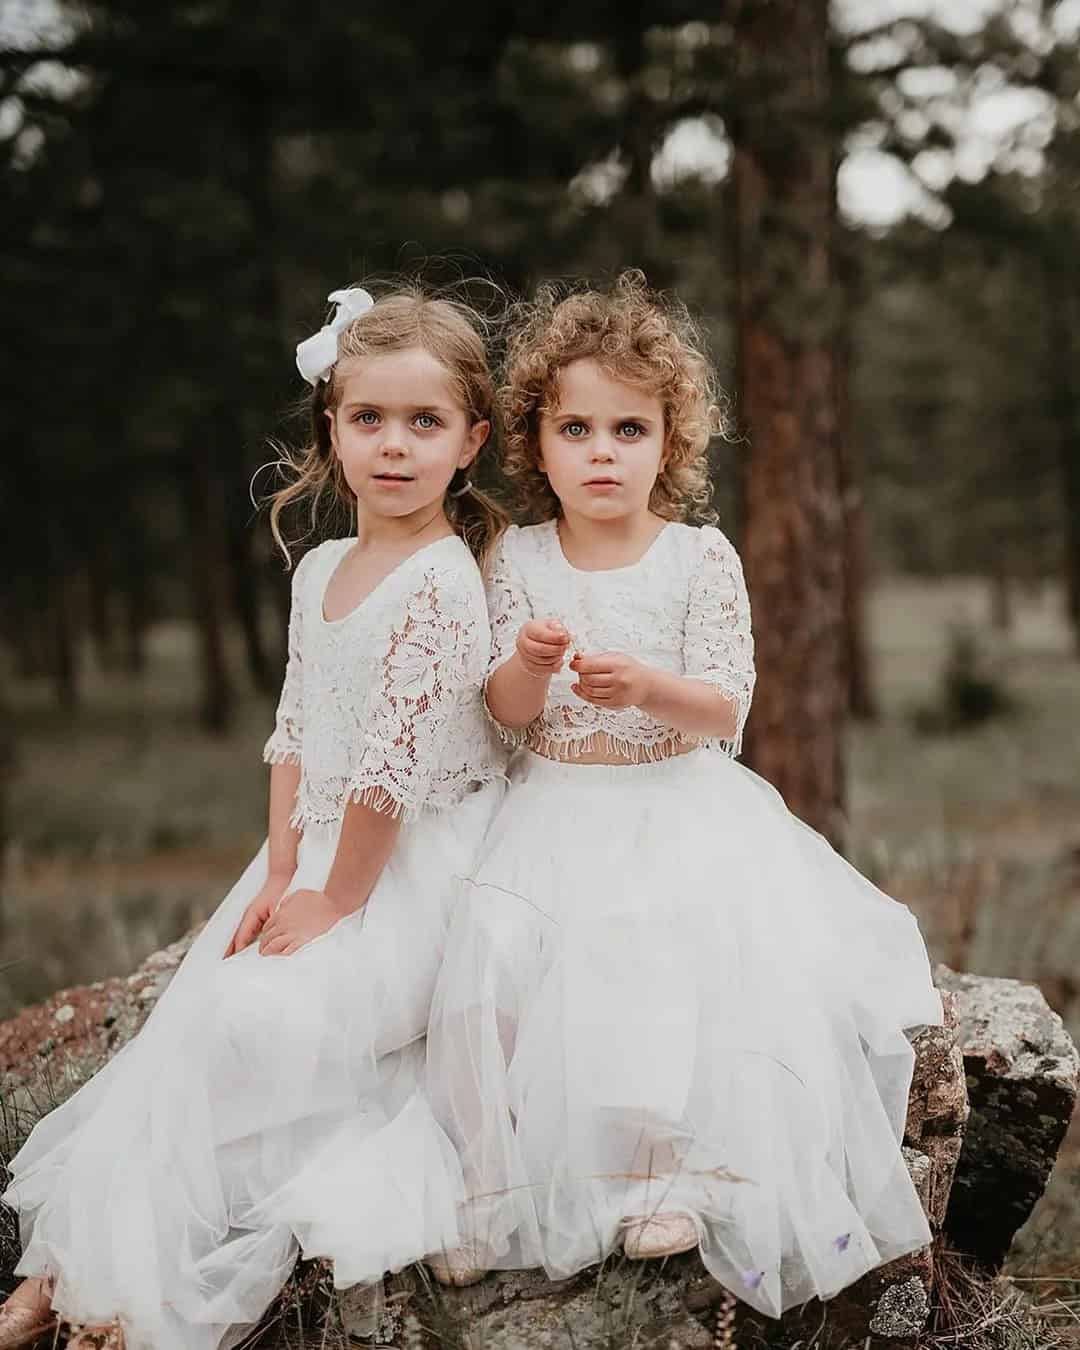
[548, 518, 673, 575]
[318, 533, 461, 626]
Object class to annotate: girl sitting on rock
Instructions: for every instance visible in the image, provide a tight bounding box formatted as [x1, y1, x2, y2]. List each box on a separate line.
[1, 283, 507, 1350]
[424, 271, 944, 1317]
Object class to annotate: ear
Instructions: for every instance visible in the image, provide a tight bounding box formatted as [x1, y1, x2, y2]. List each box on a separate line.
[324, 406, 340, 459]
[458, 418, 489, 472]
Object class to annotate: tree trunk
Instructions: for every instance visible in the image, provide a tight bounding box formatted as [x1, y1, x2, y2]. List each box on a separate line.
[730, 0, 846, 844]
[234, 90, 286, 693]
[87, 526, 117, 672]
[834, 317, 877, 720]
[0, 697, 10, 937]
[1043, 243, 1080, 653]
[121, 493, 150, 677]
[989, 566, 1013, 633]
[183, 445, 233, 734]
[612, 11, 660, 276]
[46, 512, 79, 709]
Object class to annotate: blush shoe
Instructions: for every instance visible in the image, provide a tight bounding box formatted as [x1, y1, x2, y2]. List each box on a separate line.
[425, 1240, 492, 1287]
[0, 1279, 57, 1349]
[620, 1212, 698, 1259]
[65, 1322, 126, 1349]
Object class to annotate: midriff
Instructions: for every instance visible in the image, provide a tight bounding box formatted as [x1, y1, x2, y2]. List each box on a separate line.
[526, 733, 698, 766]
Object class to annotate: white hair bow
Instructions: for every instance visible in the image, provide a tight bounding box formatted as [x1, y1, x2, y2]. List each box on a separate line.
[295, 287, 375, 386]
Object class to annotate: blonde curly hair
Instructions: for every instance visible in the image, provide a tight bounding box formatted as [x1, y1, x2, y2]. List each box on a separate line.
[500, 270, 726, 523]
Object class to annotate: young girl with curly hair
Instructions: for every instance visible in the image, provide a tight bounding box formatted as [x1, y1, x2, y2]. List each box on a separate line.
[424, 272, 944, 1317]
[1, 284, 507, 1350]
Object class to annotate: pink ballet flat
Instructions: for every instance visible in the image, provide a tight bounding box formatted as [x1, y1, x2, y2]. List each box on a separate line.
[0, 1282, 57, 1349]
[620, 1212, 699, 1259]
[425, 1240, 492, 1287]
[65, 1322, 125, 1350]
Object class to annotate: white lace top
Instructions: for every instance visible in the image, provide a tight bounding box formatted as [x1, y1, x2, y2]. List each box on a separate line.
[486, 520, 755, 761]
[264, 535, 505, 826]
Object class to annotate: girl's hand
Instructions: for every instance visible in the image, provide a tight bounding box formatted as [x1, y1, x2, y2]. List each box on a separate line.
[516, 619, 571, 680]
[257, 888, 353, 957]
[224, 872, 292, 958]
[569, 652, 655, 709]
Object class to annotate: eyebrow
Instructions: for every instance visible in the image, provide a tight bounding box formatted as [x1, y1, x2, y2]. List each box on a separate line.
[549, 410, 657, 423]
[339, 400, 456, 414]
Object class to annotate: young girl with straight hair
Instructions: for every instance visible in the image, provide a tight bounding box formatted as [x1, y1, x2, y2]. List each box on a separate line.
[1, 283, 507, 1350]
[425, 272, 944, 1316]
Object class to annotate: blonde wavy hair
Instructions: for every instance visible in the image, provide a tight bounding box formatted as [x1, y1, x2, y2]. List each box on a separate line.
[500, 270, 726, 523]
[266, 284, 508, 568]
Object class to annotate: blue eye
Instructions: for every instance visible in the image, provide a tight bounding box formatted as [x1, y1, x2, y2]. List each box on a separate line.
[562, 421, 588, 438]
[415, 413, 441, 430]
[353, 410, 379, 425]
[619, 422, 645, 439]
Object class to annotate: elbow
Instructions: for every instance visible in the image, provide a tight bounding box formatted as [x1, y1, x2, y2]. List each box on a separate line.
[711, 691, 743, 742]
[484, 691, 532, 731]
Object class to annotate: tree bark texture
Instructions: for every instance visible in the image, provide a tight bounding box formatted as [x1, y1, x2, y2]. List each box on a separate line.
[730, 0, 847, 843]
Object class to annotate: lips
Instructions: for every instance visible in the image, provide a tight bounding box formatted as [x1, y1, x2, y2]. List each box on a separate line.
[373, 473, 414, 482]
[584, 477, 620, 485]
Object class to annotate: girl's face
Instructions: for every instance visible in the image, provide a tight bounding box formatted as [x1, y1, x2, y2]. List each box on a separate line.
[326, 346, 489, 522]
[538, 359, 666, 523]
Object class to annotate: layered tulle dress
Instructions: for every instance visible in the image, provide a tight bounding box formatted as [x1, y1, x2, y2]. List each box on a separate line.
[4, 535, 506, 1350]
[425, 520, 944, 1318]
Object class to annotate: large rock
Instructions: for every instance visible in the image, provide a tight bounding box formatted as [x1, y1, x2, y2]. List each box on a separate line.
[935, 964, 1080, 1271]
[0, 929, 198, 1104]
[1, 947, 1075, 1348]
[734, 991, 969, 1348]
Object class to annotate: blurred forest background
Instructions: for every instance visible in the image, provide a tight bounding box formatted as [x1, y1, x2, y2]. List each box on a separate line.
[1, 0, 1080, 1266]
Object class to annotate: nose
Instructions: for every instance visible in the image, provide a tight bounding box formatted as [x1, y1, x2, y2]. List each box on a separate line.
[590, 437, 616, 463]
[379, 424, 408, 457]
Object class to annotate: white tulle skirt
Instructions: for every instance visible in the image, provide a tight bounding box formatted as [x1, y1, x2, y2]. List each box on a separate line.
[3, 780, 502, 1350]
[426, 751, 943, 1318]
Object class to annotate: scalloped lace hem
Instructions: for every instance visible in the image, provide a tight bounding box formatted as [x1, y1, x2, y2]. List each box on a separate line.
[263, 743, 303, 767]
[288, 769, 506, 829]
[520, 727, 742, 765]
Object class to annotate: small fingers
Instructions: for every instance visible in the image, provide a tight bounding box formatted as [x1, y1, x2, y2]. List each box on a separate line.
[260, 933, 294, 957]
[570, 653, 618, 675]
[537, 619, 570, 640]
[571, 682, 612, 703]
[257, 922, 281, 953]
[227, 922, 252, 958]
[522, 641, 566, 662]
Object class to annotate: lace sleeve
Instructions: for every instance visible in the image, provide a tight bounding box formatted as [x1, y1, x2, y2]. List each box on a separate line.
[481, 526, 536, 748]
[263, 550, 315, 766]
[485, 527, 533, 677]
[684, 527, 756, 758]
[346, 568, 481, 819]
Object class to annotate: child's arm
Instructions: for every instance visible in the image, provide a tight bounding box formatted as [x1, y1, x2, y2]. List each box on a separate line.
[225, 761, 302, 956]
[256, 799, 400, 957]
[571, 527, 755, 754]
[483, 527, 569, 731]
[267, 760, 302, 876]
[570, 655, 740, 738]
[486, 620, 569, 728]
[256, 565, 483, 956]
[227, 553, 313, 958]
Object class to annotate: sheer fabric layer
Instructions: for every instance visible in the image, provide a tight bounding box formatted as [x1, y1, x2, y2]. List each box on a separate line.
[427, 751, 943, 1318]
[5, 782, 501, 1350]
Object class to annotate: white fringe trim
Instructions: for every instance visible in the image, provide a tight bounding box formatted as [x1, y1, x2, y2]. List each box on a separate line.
[263, 744, 302, 767]
[288, 769, 506, 831]
[521, 727, 742, 765]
